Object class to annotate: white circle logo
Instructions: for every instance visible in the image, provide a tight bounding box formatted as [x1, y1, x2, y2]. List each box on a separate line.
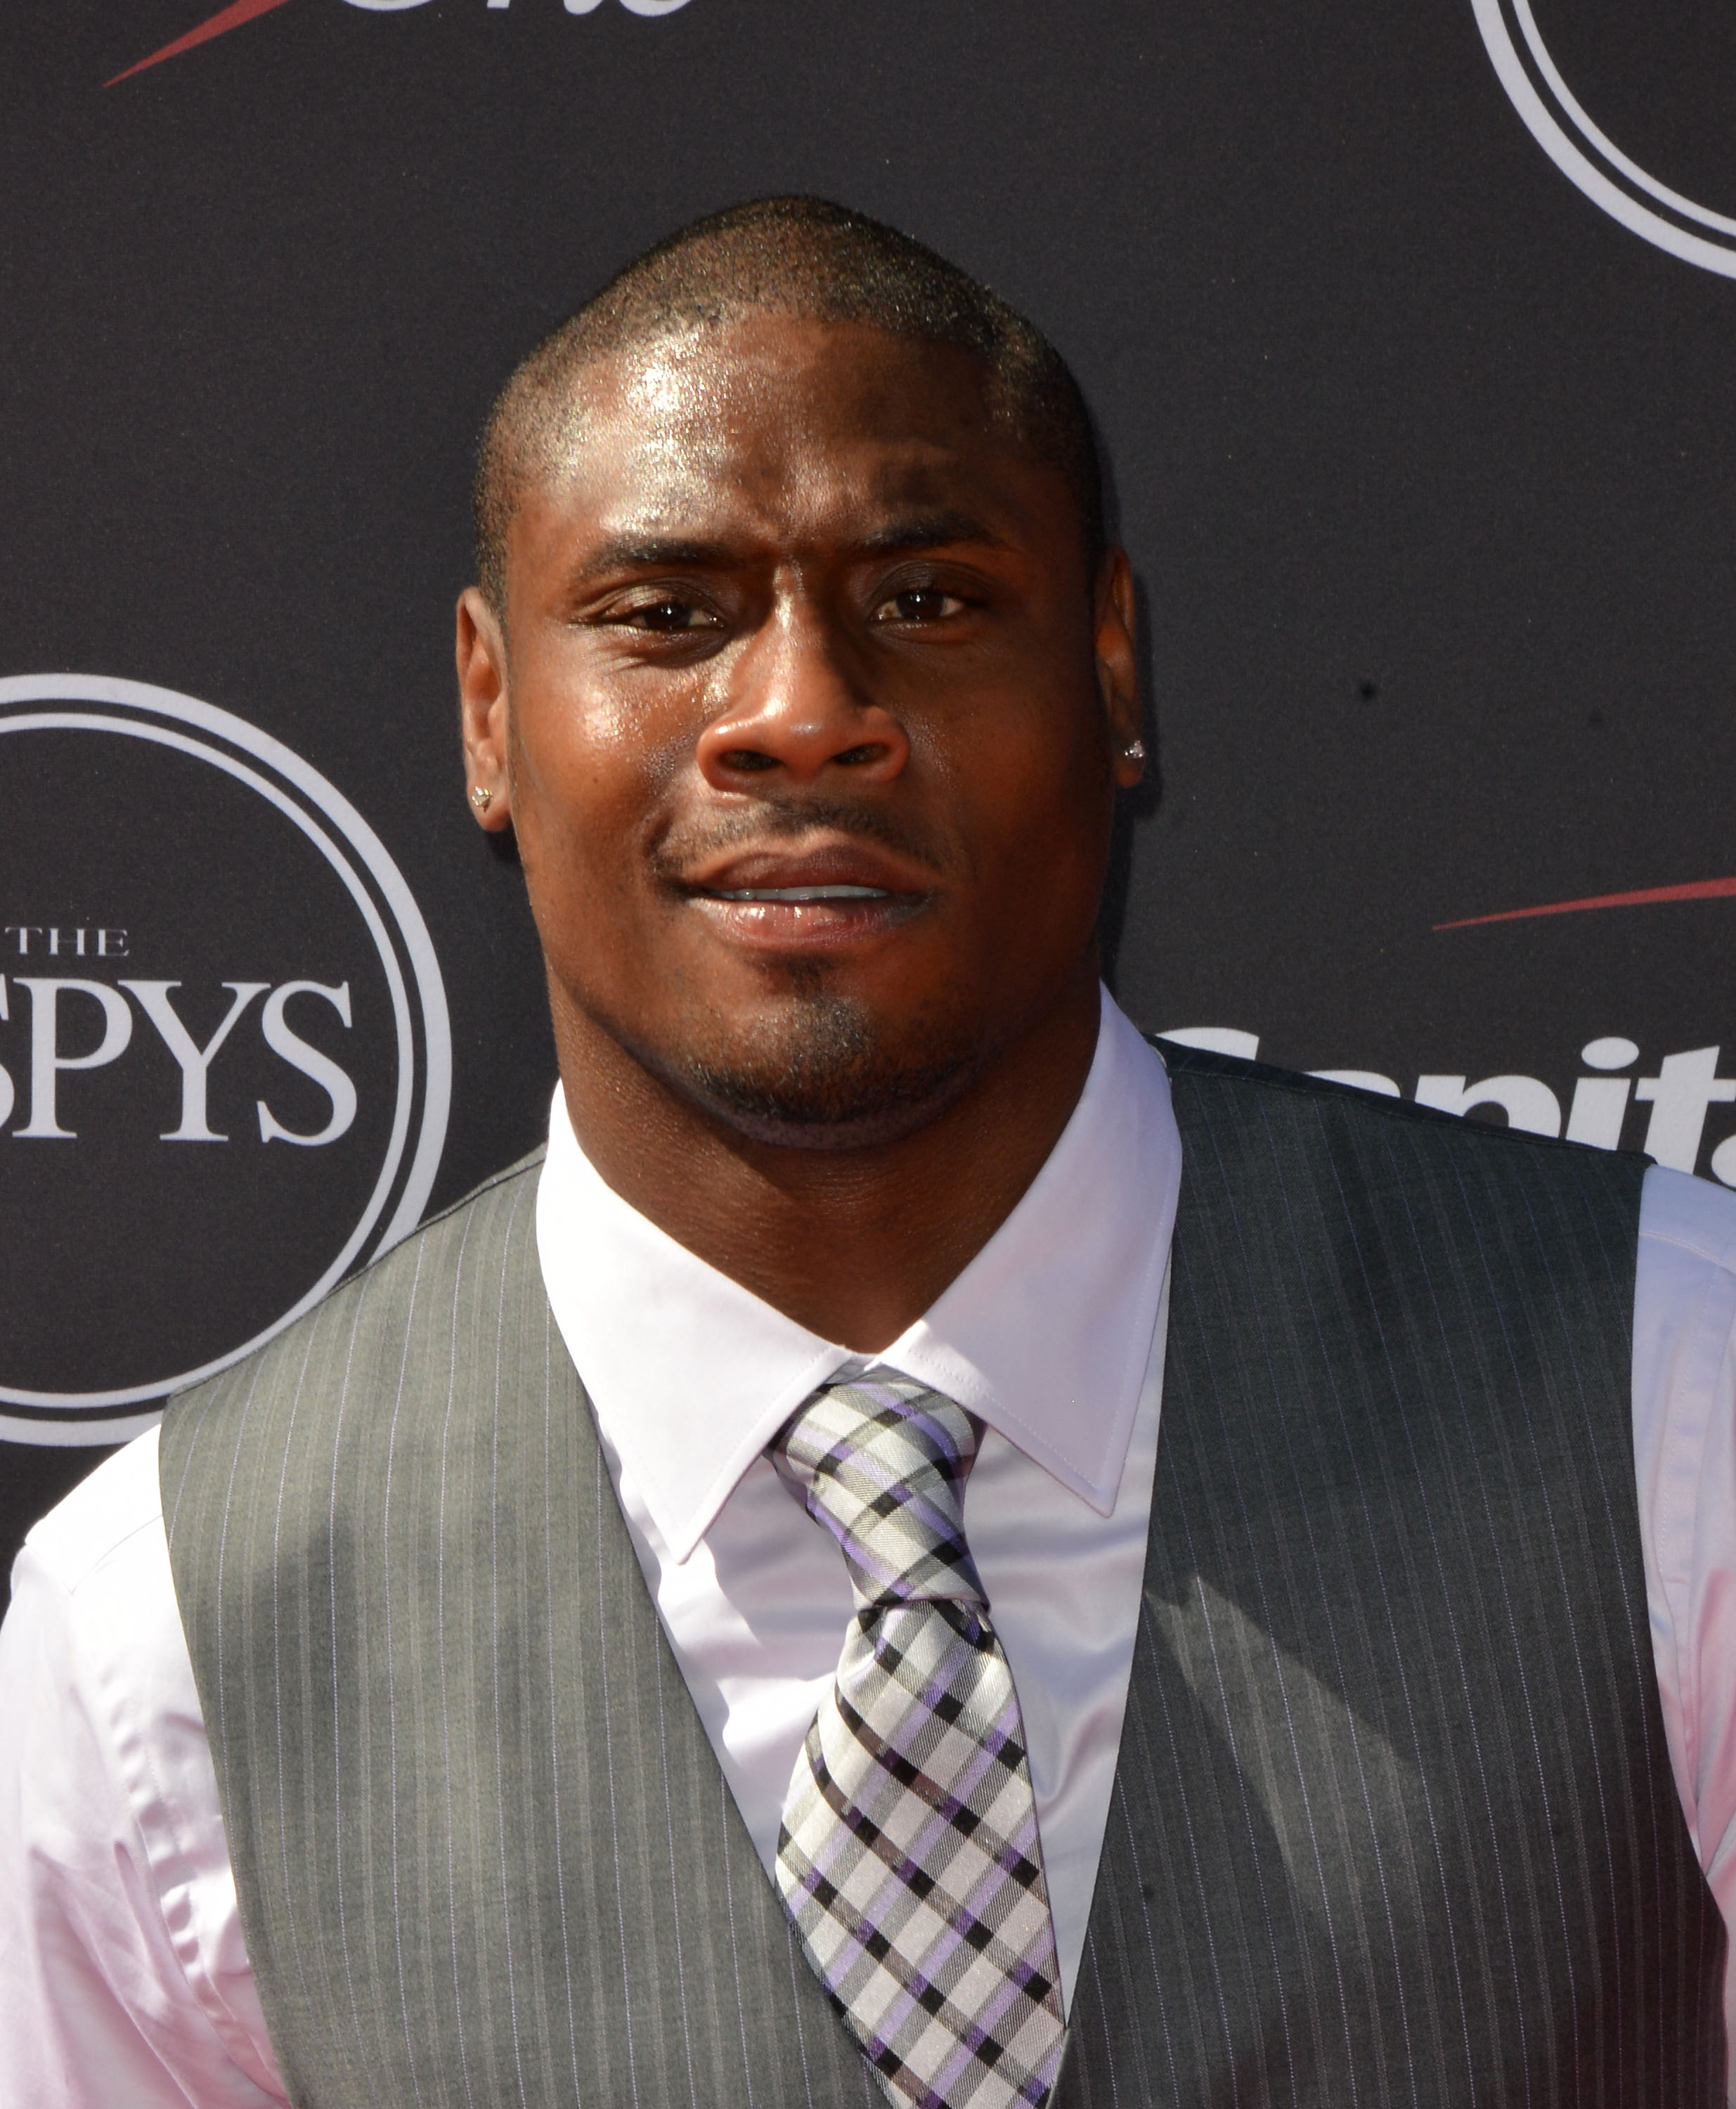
[0, 675, 451, 1445]
[1474, 0, 1736, 278]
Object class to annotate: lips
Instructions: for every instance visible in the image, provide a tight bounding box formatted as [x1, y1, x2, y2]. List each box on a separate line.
[708, 884, 890, 902]
[677, 841, 935, 953]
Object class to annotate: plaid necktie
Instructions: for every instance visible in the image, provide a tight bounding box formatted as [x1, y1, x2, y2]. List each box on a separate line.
[770, 1371, 1067, 2109]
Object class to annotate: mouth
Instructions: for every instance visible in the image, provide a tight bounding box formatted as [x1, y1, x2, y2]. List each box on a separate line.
[705, 884, 893, 903]
[677, 844, 935, 954]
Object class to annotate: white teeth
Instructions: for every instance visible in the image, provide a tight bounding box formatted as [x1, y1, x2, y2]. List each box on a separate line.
[711, 886, 890, 902]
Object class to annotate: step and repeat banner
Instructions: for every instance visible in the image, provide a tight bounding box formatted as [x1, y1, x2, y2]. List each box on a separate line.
[3, 0, 1732, 1585]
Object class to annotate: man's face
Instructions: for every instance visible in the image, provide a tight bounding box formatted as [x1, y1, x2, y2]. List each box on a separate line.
[459, 314, 1140, 1146]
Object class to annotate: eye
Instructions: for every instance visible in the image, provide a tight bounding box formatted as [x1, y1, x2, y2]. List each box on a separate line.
[610, 595, 722, 634]
[877, 586, 965, 624]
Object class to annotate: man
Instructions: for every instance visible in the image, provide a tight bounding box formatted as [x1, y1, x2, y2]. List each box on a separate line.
[4, 196, 1736, 2108]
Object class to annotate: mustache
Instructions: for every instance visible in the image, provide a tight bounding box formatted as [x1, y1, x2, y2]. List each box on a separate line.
[652, 799, 952, 882]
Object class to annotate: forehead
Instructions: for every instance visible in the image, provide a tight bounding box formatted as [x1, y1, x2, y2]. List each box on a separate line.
[525, 314, 1062, 549]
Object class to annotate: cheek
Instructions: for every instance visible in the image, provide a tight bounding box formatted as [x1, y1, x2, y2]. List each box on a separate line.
[943, 697, 1113, 898]
[511, 685, 689, 887]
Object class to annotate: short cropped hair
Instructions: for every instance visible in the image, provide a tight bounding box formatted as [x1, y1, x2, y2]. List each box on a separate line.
[473, 196, 1105, 614]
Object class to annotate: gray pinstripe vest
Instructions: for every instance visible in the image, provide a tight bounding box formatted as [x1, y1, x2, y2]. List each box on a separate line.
[162, 1050, 1728, 2107]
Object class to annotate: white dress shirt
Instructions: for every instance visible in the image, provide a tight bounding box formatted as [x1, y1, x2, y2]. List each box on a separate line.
[5, 992, 1736, 2108]
[535, 988, 1177, 2006]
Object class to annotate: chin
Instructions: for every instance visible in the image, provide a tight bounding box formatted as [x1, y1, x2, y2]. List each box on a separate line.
[656, 989, 987, 1151]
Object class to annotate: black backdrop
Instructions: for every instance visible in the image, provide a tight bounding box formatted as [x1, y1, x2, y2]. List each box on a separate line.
[4, 0, 1734, 1589]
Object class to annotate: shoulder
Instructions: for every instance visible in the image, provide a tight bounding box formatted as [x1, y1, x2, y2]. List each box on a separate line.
[156, 1149, 551, 1585]
[20, 1422, 168, 1600]
[161, 1147, 547, 1442]
[1633, 1166, 1736, 1418]
[1154, 1036, 1645, 1182]
[323, 1140, 548, 1316]
[1153, 1038, 1451, 1122]
[27, 1152, 547, 1584]
[1639, 1160, 1736, 1274]
[313, 1142, 548, 1316]
[1154, 1036, 1509, 1133]
[8, 1430, 194, 1780]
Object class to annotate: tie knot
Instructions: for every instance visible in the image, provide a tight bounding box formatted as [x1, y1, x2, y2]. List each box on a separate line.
[771, 1371, 986, 1610]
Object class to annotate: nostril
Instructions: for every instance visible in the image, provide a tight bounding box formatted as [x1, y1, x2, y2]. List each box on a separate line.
[720, 750, 780, 773]
[835, 744, 885, 768]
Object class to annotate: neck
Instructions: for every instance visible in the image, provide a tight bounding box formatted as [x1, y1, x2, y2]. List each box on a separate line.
[552, 969, 1103, 1353]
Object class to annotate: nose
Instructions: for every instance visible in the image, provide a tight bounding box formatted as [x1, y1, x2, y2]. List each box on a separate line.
[696, 607, 909, 790]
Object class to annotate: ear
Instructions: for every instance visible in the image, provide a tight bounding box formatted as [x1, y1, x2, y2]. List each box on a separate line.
[456, 587, 514, 830]
[1093, 548, 1144, 788]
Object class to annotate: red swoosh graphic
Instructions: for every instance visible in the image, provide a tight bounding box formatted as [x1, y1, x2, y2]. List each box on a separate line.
[1434, 876, 1736, 931]
[105, 0, 298, 86]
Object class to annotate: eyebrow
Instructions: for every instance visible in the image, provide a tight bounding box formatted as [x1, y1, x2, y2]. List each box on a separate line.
[581, 535, 730, 574]
[579, 510, 1009, 577]
[855, 510, 1009, 556]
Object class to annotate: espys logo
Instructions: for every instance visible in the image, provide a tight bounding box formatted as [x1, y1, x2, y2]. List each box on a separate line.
[107, 0, 691, 89]
[0, 675, 450, 1445]
[1474, 0, 1736, 279]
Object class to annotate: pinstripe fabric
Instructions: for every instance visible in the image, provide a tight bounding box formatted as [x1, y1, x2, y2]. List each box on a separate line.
[162, 1054, 1727, 2108]
[161, 1155, 877, 2109]
[1061, 1050, 1726, 2106]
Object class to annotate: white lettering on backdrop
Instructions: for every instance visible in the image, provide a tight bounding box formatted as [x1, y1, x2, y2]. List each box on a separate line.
[1158, 1026, 1736, 1186]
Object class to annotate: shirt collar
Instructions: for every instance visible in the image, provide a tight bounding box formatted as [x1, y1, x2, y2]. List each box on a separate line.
[536, 987, 1181, 1562]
